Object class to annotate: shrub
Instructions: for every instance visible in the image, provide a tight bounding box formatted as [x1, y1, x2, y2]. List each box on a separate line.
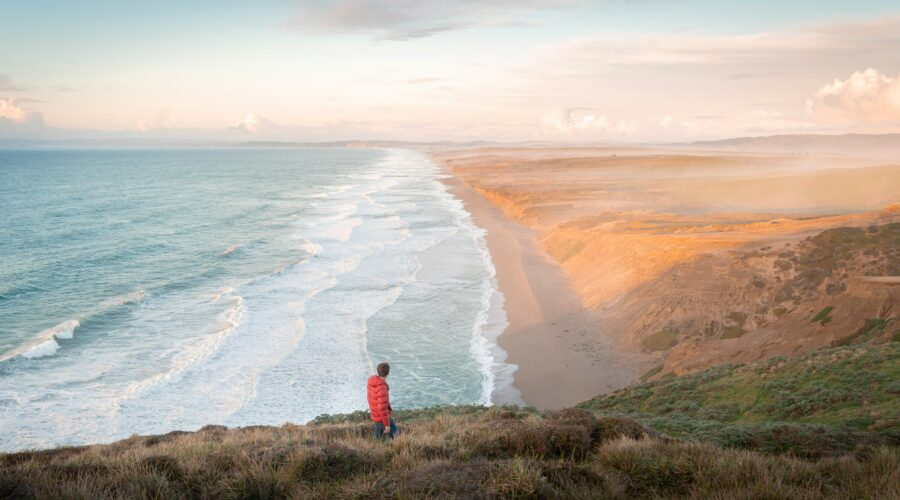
[595, 416, 657, 443]
[464, 420, 593, 460]
[289, 444, 382, 482]
[642, 327, 678, 351]
[811, 306, 834, 326]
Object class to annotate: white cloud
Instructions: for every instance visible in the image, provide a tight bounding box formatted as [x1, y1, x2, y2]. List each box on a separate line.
[0, 98, 45, 133]
[0, 75, 28, 92]
[614, 121, 637, 135]
[508, 17, 900, 140]
[138, 108, 171, 131]
[747, 109, 786, 119]
[228, 113, 283, 134]
[806, 68, 900, 124]
[287, 0, 582, 40]
[522, 16, 900, 72]
[541, 107, 608, 133]
[540, 107, 642, 137]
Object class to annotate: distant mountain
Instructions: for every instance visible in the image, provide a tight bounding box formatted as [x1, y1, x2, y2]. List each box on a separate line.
[234, 139, 507, 151]
[685, 133, 900, 156]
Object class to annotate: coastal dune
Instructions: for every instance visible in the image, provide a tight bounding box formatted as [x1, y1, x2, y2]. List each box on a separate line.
[435, 146, 900, 405]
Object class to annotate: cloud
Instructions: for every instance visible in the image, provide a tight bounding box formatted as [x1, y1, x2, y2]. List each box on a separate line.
[138, 108, 172, 131]
[402, 77, 443, 85]
[501, 16, 900, 140]
[541, 107, 608, 133]
[614, 121, 637, 135]
[806, 68, 900, 124]
[727, 71, 781, 80]
[540, 107, 640, 136]
[228, 113, 284, 134]
[287, 0, 579, 40]
[0, 98, 45, 133]
[522, 16, 900, 74]
[0, 75, 27, 92]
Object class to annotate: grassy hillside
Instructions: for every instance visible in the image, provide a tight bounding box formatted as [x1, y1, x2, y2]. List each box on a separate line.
[579, 341, 899, 457]
[2, 342, 898, 498]
[2, 406, 898, 499]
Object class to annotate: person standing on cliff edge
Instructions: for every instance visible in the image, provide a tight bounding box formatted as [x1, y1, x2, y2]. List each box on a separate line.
[367, 362, 398, 439]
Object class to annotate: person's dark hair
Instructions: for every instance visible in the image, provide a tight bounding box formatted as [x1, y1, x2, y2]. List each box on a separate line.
[376, 362, 390, 378]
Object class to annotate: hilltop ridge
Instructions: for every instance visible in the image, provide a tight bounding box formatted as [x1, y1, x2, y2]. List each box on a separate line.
[686, 133, 900, 156]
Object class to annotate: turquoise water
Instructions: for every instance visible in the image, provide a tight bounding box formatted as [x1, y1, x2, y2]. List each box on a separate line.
[0, 148, 514, 451]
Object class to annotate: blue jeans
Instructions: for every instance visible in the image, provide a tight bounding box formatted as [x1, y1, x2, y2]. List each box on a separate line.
[373, 417, 397, 440]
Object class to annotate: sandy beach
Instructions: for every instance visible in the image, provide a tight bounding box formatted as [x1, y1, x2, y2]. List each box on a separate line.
[439, 165, 644, 409]
[435, 145, 899, 406]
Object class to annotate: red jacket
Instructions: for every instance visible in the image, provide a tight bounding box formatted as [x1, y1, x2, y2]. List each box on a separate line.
[367, 375, 392, 426]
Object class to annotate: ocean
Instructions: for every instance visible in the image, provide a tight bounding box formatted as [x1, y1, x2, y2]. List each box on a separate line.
[0, 147, 515, 451]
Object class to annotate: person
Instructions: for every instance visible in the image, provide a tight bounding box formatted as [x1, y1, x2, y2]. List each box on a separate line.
[367, 362, 398, 439]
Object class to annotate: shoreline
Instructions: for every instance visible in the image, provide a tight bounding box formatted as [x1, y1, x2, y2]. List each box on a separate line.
[437, 161, 642, 409]
[431, 146, 899, 389]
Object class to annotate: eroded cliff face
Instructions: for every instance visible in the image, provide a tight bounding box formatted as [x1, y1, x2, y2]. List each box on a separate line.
[604, 222, 899, 378]
[437, 147, 900, 378]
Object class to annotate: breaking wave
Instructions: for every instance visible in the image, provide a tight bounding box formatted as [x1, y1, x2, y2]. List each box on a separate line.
[0, 319, 81, 363]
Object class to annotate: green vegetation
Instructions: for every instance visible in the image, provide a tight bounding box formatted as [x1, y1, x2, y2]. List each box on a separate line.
[809, 224, 900, 258]
[721, 312, 748, 338]
[726, 311, 747, 325]
[579, 342, 899, 458]
[639, 364, 664, 382]
[771, 223, 899, 307]
[642, 326, 678, 351]
[833, 318, 888, 347]
[811, 306, 834, 326]
[721, 325, 746, 339]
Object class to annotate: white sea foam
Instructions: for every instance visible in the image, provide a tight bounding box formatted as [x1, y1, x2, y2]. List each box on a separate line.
[298, 240, 323, 257]
[0, 319, 81, 362]
[0, 287, 149, 364]
[350, 172, 382, 181]
[115, 232, 372, 421]
[334, 256, 362, 275]
[210, 286, 235, 303]
[296, 202, 364, 242]
[328, 184, 358, 195]
[342, 148, 515, 406]
[419, 150, 519, 406]
[220, 243, 243, 256]
[356, 284, 406, 376]
[99, 289, 147, 309]
[117, 291, 246, 402]
[319, 203, 359, 223]
[334, 218, 363, 242]
[21, 338, 61, 359]
[459, 228, 505, 404]
[355, 177, 399, 198]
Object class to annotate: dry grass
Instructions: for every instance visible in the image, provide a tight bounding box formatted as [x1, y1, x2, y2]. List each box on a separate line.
[2, 407, 897, 499]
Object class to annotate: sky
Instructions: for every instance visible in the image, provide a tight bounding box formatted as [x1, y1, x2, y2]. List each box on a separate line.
[2, 0, 900, 143]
